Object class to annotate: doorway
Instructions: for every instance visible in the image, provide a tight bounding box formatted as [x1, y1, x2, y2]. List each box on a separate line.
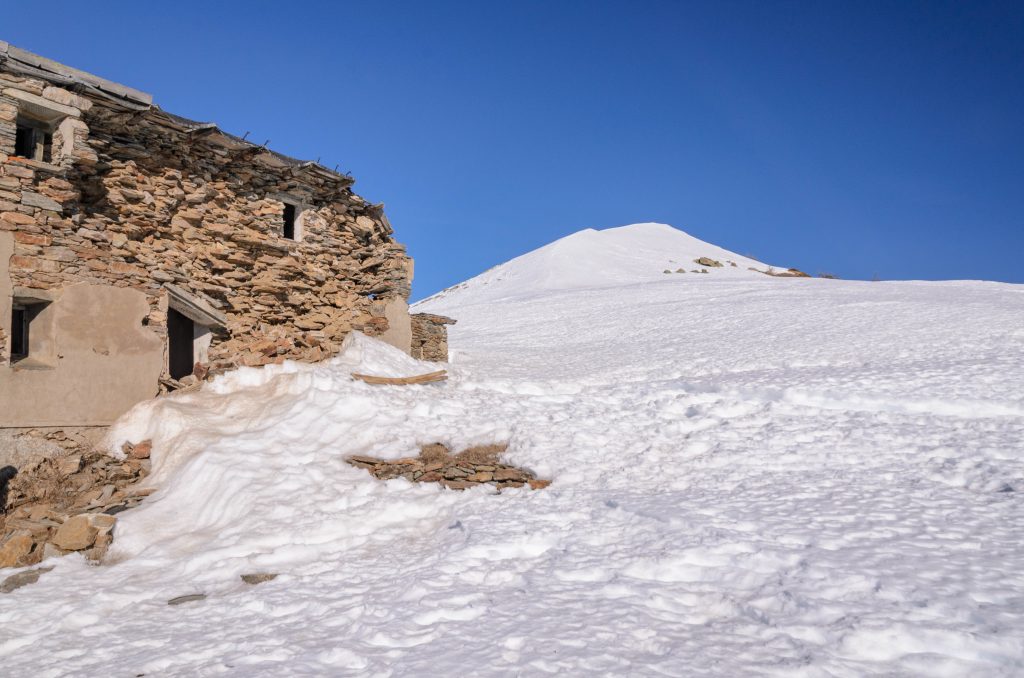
[167, 308, 195, 380]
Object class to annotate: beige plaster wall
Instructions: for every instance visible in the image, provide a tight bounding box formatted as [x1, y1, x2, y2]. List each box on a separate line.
[0, 282, 164, 427]
[379, 296, 412, 354]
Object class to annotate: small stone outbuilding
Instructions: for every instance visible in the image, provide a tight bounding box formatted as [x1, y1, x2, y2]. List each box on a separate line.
[410, 313, 456, 362]
[0, 41, 438, 431]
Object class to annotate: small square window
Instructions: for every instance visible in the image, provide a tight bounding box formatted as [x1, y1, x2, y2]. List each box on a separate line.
[13, 117, 53, 163]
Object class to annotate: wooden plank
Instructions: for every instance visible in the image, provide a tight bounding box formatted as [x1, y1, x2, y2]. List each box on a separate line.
[351, 370, 447, 385]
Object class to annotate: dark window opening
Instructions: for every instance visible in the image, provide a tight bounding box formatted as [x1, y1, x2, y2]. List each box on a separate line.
[9, 302, 47, 364]
[13, 118, 53, 163]
[10, 307, 28, 360]
[282, 203, 297, 240]
[14, 125, 36, 159]
[167, 308, 195, 380]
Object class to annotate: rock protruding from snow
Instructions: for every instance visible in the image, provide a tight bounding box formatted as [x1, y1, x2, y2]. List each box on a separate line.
[417, 222, 778, 309]
[1, 444, 154, 569]
[347, 442, 550, 491]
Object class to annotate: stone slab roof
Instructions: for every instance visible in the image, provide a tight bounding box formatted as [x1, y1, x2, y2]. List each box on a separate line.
[0, 40, 152, 105]
[0, 40, 353, 186]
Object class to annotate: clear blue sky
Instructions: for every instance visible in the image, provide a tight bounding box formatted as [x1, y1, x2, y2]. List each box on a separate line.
[5, 1, 1022, 296]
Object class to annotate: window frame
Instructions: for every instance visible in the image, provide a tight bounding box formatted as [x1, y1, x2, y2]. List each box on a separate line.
[272, 195, 309, 243]
[13, 115, 55, 163]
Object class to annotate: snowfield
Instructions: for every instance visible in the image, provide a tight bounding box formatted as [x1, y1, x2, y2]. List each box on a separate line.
[2, 223, 1023, 676]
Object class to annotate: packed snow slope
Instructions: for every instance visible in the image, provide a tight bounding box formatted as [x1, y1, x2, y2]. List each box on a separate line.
[2, 224, 1023, 677]
[419, 222, 779, 305]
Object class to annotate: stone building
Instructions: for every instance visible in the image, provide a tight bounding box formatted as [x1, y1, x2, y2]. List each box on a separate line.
[410, 313, 456, 362]
[0, 41, 428, 430]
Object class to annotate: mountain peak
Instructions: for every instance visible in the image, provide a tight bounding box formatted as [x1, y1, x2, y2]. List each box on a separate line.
[417, 223, 775, 308]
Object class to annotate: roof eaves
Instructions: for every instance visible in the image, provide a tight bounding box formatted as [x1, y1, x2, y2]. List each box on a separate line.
[0, 40, 152, 106]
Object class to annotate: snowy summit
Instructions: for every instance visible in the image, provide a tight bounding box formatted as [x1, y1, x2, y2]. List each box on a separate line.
[420, 222, 779, 305]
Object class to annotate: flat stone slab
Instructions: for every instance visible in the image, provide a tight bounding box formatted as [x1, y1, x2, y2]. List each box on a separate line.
[0, 566, 53, 594]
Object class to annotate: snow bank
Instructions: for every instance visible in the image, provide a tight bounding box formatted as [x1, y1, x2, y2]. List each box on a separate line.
[101, 332, 490, 567]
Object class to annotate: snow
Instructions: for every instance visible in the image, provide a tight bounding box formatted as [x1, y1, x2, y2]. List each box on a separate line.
[418, 221, 778, 305]
[2, 223, 1023, 676]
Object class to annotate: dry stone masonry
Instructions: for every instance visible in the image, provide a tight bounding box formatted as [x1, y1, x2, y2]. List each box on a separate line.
[0, 438, 153, 570]
[0, 42, 450, 430]
[410, 313, 456, 362]
[347, 442, 551, 491]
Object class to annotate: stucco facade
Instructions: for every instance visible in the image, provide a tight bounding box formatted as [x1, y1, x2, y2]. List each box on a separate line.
[0, 283, 163, 426]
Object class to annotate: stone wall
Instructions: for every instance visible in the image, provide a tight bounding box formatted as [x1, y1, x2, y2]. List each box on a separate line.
[0, 44, 415, 426]
[410, 313, 455, 362]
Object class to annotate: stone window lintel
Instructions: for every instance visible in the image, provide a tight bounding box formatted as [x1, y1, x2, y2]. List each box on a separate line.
[164, 283, 227, 329]
[3, 88, 81, 121]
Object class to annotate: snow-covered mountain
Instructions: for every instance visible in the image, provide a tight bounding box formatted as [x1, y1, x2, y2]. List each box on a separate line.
[418, 222, 780, 307]
[5, 224, 1024, 676]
